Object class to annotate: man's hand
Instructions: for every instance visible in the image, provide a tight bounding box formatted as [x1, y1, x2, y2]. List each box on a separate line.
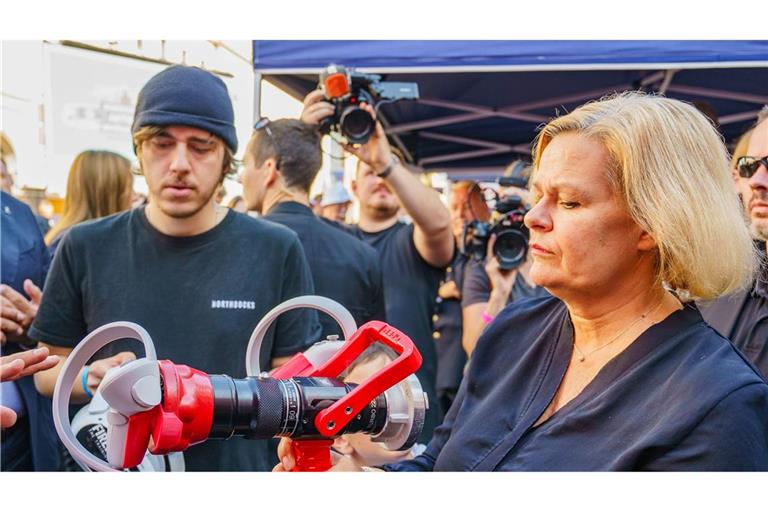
[0, 280, 43, 345]
[1, 347, 59, 428]
[85, 352, 137, 395]
[484, 236, 517, 298]
[300, 89, 335, 126]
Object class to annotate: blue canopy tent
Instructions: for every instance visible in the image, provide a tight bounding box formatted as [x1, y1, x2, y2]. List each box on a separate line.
[252, 41, 768, 181]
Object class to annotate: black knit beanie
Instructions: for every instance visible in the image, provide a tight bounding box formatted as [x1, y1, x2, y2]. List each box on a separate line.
[132, 65, 238, 153]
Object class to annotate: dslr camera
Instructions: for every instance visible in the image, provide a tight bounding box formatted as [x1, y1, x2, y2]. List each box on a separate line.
[318, 63, 419, 144]
[460, 176, 530, 271]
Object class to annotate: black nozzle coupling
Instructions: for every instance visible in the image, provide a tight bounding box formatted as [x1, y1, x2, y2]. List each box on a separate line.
[208, 376, 387, 440]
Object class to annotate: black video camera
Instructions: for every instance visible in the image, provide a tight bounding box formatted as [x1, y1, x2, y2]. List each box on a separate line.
[318, 64, 419, 144]
[460, 177, 530, 271]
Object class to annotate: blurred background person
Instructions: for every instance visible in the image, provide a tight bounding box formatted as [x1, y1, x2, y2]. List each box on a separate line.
[431, 180, 477, 416]
[214, 183, 227, 204]
[461, 161, 548, 357]
[1, 132, 51, 236]
[1, 133, 16, 195]
[131, 191, 148, 208]
[44, 150, 133, 255]
[310, 192, 323, 216]
[320, 182, 352, 223]
[702, 109, 768, 377]
[226, 194, 247, 213]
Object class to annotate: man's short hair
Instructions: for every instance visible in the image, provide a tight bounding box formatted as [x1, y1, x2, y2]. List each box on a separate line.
[248, 119, 321, 193]
[132, 125, 237, 183]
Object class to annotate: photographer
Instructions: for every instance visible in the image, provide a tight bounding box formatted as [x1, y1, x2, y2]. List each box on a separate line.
[460, 163, 548, 356]
[302, 89, 454, 442]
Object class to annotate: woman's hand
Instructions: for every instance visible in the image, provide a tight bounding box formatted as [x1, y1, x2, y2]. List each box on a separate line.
[273, 438, 364, 472]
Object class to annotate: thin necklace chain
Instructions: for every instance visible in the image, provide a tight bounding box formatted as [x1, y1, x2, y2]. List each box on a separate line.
[573, 298, 666, 363]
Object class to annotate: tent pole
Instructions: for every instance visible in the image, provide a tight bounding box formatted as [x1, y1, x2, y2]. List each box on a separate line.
[253, 71, 263, 124]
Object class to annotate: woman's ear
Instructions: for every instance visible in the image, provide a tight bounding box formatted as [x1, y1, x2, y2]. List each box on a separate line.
[637, 229, 658, 252]
[333, 436, 355, 456]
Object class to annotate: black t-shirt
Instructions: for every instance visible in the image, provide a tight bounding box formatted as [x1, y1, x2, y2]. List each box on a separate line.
[263, 201, 386, 337]
[461, 259, 549, 308]
[433, 252, 469, 398]
[30, 207, 320, 471]
[386, 297, 768, 471]
[345, 221, 445, 442]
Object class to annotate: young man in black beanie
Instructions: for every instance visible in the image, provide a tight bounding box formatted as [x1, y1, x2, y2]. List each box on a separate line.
[29, 65, 321, 471]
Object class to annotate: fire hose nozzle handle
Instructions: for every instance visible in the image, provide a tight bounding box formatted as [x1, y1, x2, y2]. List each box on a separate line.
[100, 360, 162, 468]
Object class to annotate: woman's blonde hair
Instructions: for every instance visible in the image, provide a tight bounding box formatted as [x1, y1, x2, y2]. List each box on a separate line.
[45, 150, 133, 245]
[531, 91, 758, 301]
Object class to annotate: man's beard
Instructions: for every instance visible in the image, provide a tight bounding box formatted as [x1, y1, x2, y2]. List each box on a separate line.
[369, 201, 399, 220]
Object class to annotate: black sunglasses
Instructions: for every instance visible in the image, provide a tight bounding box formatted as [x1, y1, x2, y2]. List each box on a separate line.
[254, 117, 282, 169]
[736, 155, 768, 179]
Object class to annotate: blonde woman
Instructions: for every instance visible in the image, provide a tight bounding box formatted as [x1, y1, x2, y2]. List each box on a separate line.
[277, 92, 768, 471]
[45, 150, 133, 254]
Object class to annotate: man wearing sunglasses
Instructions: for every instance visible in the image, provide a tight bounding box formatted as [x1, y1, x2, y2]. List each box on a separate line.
[702, 107, 768, 378]
[241, 117, 386, 337]
[28, 66, 320, 471]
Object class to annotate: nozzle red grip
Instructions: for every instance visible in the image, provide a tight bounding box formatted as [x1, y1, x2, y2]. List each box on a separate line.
[291, 439, 334, 472]
[122, 410, 156, 469]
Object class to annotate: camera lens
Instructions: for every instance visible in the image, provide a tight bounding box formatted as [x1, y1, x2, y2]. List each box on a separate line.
[340, 106, 375, 144]
[493, 229, 529, 270]
[208, 375, 388, 440]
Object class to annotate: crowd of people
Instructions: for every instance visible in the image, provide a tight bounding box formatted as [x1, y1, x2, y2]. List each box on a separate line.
[1, 64, 767, 471]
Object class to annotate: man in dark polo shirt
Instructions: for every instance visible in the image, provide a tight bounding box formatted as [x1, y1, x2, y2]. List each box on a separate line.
[701, 108, 768, 377]
[241, 117, 386, 336]
[301, 91, 455, 442]
[29, 66, 319, 471]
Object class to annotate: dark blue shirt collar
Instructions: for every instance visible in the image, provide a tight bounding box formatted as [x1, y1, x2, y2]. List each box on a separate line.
[266, 200, 314, 217]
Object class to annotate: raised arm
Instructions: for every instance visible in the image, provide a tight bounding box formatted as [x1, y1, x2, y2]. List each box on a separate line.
[343, 103, 453, 268]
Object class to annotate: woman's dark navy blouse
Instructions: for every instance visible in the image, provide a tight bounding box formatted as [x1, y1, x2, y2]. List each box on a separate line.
[385, 296, 768, 471]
